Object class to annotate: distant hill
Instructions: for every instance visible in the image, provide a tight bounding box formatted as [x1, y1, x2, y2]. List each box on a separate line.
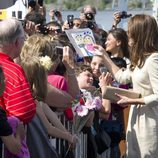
[45, 0, 152, 11]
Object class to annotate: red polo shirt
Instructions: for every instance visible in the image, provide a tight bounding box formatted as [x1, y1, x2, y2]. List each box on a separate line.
[0, 52, 36, 124]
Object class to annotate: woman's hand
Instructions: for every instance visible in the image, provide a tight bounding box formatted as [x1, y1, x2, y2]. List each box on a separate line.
[116, 93, 132, 107]
[93, 44, 106, 54]
[93, 44, 110, 59]
[116, 93, 144, 107]
[112, 12, 122, 28]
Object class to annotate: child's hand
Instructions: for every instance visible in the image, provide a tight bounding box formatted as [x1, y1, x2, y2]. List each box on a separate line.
[16, 122, 25, 141]
[70, 134, 79, 149]
[99, 72, 113, 89]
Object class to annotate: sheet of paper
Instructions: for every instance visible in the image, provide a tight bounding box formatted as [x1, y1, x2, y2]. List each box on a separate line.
[65, 28, 101, 57]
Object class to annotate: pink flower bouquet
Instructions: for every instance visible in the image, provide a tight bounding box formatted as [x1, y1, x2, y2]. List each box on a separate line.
[72, 90, 102, 134]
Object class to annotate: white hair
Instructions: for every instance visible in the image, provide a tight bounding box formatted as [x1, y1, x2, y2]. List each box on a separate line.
[0, 18, 23, 47]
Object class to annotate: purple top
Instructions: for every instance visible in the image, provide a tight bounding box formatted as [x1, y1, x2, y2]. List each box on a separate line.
[4, 116, 30, 158]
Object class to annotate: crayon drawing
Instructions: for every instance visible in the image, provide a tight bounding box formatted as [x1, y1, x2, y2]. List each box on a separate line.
[66, 28, 100, 57]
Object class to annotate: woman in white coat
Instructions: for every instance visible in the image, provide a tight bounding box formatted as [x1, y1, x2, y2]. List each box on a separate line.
[94, 14, 158, 158]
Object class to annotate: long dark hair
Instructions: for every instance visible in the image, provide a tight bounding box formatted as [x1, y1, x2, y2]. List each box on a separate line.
[108, 28, 129, 59]
[128, 14, 158, 70]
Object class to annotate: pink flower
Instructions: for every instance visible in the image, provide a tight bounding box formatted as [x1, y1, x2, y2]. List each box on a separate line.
[92, 97, 102, 110]
[74, 103, 88, 117]
[72, 90, 102, 117]
[85, 99, 96, 110]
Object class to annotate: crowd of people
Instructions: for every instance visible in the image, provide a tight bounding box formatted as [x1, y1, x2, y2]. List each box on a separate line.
[0, 0, 158, 158]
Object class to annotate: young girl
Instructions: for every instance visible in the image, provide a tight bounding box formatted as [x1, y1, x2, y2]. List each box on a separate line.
[20, 56, 77, 157]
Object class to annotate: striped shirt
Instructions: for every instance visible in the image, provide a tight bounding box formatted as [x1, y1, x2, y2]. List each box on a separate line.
[0, 52, 36, 124]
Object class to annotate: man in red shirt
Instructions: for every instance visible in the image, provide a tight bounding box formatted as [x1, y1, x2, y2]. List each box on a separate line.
[0, 18, 36, 124]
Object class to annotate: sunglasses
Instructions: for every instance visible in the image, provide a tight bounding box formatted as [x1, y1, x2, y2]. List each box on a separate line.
[49, 29, 62, 33]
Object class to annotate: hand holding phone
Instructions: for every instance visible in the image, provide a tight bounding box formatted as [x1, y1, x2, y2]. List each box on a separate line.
[55, 46, 63, 59]
[67, 15, 74, 28]
[100, 67, 108, 74]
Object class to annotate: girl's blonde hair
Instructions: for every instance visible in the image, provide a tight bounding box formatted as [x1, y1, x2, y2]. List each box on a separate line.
[21, 56, 47, 101]
[21, 34, 58, 61]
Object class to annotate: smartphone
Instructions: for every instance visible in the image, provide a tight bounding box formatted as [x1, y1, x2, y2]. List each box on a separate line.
[100, 67, 108, 74]
[120, 11, 132, 19]
[67, 15, 74, 28]
[54, 10, 60, 17]
[55, 46, 66, 75]
[55, 46, 63, 59]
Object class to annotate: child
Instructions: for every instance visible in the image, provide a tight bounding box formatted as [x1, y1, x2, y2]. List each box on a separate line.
[20, 56, 77, 158]
[75, 64, 112, 158]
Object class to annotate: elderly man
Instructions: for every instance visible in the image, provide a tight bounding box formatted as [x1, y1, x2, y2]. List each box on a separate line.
[0, 18, 36, 124]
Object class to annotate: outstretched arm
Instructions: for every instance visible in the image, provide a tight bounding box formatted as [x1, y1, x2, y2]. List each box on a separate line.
[36, 102, 77, 146]
[46, 83, 73, 108]
[93, 44, 120, 76]
[62, 46, 80, 98]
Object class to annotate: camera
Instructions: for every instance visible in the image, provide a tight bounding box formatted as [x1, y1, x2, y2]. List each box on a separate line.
[38, 0, 43, 6]
[55, 46, 66, 75]
[38, 25, 49, 35]
[28, 0, 36, 8]
[85, 12, 94, 21]
[87, 21, 96, 30]
[67, 15, 74, 28]
[120, 11, 132, 19]
[54, 10, 60, 17]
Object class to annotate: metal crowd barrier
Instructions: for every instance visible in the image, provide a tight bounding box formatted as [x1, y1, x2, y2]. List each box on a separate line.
[50, 112, 87, 158]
